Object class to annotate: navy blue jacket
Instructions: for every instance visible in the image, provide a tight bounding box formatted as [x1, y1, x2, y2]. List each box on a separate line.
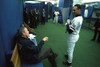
[94, 19, 100, 28]
[17, 36, 44, 64]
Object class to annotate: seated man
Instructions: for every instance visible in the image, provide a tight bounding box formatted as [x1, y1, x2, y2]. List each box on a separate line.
[17, 26, 58, 67]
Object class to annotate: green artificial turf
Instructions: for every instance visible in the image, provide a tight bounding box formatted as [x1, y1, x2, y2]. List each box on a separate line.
[34, 19, 100, 67]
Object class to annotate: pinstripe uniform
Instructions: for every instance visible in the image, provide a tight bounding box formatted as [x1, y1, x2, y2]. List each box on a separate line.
[67, 15, 83, 63]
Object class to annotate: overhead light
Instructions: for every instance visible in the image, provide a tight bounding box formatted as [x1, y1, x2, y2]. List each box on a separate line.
[82, 0, 100, 3]
[24, 1, 40, 3]
[51, 1, 55, 4]
[45, 2, 48, 4]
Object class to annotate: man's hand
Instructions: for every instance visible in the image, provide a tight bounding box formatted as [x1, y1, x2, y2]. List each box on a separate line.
[65, 23, 67, 25]
[42, 37, 48, 41]
[92, 27, 95, 30]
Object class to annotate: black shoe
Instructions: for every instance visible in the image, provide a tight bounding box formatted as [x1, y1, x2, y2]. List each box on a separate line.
[97, 41, 100, 43]
[91, 39, 95, 41]
[64, 54, 68, 60]
[52, 64, 57, 67]
[63, 61, 72, 66]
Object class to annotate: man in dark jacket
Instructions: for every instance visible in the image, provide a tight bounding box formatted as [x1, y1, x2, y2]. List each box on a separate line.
[91, 18, 100, 43]
[29, 9, 34, 28]
[41, 8, 46, 24]
[23, 8, 29, 25]
[17, 26, 58, 67]
[33, 8, 38, 28]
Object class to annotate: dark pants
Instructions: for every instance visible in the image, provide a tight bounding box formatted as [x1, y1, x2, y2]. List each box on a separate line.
[41, 17, 45, 24]
[36, 47, 57, 67]
[92, 28, 100, 43]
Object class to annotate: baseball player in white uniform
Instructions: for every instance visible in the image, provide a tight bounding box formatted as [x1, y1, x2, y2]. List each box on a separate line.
[63, 4, 83, 67]
[54, 10, 59, 24]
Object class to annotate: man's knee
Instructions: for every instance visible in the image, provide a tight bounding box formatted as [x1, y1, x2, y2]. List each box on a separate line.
[45, 47, 52, 52]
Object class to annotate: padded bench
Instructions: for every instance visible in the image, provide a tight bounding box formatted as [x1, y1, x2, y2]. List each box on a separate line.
[10, 44, 43, 67]
[22, 62, 43, 67]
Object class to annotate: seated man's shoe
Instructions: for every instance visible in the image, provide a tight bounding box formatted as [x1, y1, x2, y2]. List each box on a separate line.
[91, 39, 95, 41]
[52, 64, 57, 67]
[63, 61, 72, 66]
[64, 54, 68, 60]
[97, 41, 100, 43]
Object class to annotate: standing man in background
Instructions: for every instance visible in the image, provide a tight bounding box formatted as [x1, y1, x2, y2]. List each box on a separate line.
[91, 18, 100, 43]
[37, 9, 40, 25]
[29, 9, 34, 28]
[53, 10, 59, 24]
[33, 8, 37, 28]
[63, 4, 83, 67]
[23, 8, 29, 25]
[41, 8, 46, 24]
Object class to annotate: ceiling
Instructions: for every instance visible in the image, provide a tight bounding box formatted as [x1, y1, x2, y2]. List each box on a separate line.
[24, 0, 100, 5]
[24, 0, 58, 3]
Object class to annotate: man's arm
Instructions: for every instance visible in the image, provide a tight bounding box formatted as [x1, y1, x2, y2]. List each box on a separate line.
[23, 37, 48, 53]
[37, 37, 48, 51]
